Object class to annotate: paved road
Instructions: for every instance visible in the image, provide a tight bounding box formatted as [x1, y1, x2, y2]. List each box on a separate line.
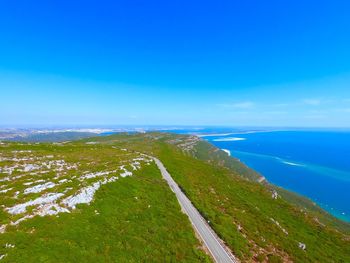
[152, 158, 238, 263]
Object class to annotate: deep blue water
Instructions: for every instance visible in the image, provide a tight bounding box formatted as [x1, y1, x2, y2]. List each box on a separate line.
[197, 130, 350, 222]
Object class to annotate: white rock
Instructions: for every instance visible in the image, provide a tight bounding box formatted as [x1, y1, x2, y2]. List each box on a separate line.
[270, 218, 288, 235]
[13, 191, 20, 198]
[37, 203, 70, 216]
[0, 176, 10, 182]
[119, 165, 132, 177]
[120, 171, 132, 177]
[35, 179, 46, 183]
[23, 164, 40, 172]
[62, 182, 101, 209]
[58, 179, 68, 183]
[7, 193, 64, 215]
[272, 190, 278, 199]
[10, 215, 34, 225]
[5, 243, 15, 248]
[80, 171, 112, 180]
[24, 182, 56, 194]
[0, 225, 6, 233]
[0, 188, 12, 194]
[131, 161, 141, 170]
[298, 242, 306, 250]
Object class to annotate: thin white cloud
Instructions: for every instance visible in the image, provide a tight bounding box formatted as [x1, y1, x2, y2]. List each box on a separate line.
[263, 111, 287, 115]
[304, 114, 327, 119]
[308, 109, 328, 114]
[302, 98, 321, 106]
[218, 101, 255, 109]
[335, 108, 350, 113]
[271, 103, 289, 107]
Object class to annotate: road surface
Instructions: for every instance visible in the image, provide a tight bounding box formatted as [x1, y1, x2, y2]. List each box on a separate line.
[152, 157, 238, 263]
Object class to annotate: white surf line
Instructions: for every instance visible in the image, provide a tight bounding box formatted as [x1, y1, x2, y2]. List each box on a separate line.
[281, 161, 304, 167]
[152, 157, 238, 263]
[213, 137, 246, 142]
[222, 149, 231, 156]
[198, 130, 283, 137]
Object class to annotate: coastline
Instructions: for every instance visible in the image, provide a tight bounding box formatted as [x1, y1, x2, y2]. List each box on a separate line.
[201, 130, 350, 223]
[217, 147, 350, 223]
[222, 149, 231, 156]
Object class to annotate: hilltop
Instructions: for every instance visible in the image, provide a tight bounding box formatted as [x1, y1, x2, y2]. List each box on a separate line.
[0, 132, 349, 262]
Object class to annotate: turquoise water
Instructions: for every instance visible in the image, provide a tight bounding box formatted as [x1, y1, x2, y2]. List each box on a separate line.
[199, 130, 350, 222]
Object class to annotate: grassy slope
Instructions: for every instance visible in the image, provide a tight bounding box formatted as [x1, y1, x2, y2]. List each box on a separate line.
[2, 132, 350, 262]
[0, 142, 210, 262]
[98, 133, 350, 262]
[193, 140, 262, 181]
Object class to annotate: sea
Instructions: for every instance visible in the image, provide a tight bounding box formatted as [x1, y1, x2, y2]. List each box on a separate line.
[165, 127, 350, 222]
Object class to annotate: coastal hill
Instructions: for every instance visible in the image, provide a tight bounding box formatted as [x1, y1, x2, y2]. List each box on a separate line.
[0, 132, 349, 262]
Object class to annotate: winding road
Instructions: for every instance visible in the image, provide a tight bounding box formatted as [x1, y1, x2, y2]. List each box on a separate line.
[153, 157, 238, 263]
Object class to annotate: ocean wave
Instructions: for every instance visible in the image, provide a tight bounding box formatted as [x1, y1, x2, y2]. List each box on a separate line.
[233, 150, 350, 182]
[222, 149, 231, 156]
[213, 137, 246, 142]
[281, 161, 305, 167]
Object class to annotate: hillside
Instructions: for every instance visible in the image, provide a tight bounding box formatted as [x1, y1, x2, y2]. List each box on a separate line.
[0, 139, 210, 262]
[0, 133, 349, 262]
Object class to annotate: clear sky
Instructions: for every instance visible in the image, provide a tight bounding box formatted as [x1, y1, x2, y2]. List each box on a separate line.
[1, 1, 350, 127]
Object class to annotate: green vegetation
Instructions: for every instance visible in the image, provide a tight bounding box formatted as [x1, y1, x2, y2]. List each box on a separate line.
[0, 140, 209, 262]
[192, 140, 262, 181]
[1, 132, 349, 262]
[90, 132, 350, 262]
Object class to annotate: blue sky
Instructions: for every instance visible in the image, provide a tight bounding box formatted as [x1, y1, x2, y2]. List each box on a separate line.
[1, 1, 350, 127]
